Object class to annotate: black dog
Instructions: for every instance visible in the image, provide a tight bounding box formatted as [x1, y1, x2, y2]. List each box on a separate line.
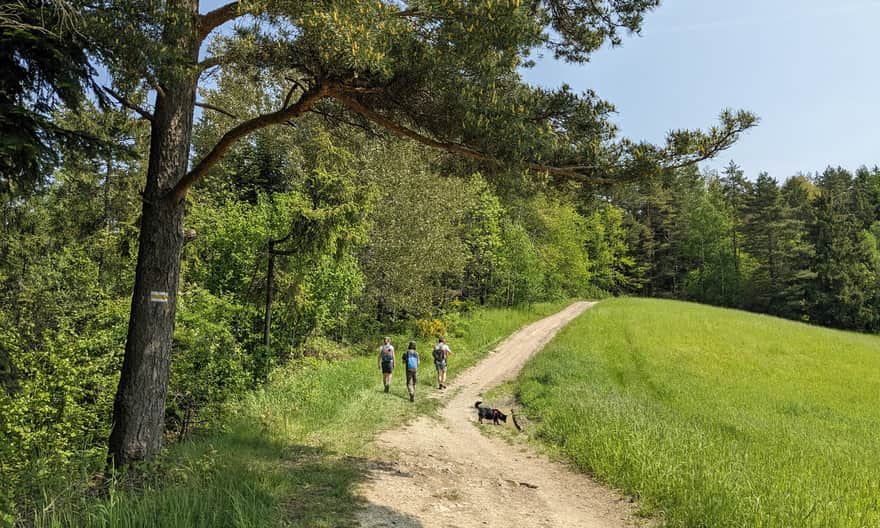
[475, 401, 507, 425]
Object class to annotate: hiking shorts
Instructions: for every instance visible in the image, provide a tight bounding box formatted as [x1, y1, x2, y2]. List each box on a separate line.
[381, 360, 393, 374]
[434, 360, 447, 371]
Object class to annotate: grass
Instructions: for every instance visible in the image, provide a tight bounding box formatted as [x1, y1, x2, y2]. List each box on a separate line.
[38, 301, 571, 527]
[512, 297, 880, 527]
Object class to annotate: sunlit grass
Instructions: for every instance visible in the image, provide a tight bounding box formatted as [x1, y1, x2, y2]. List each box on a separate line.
[515, 297, 880, 527]
[40, 301, 570, 527]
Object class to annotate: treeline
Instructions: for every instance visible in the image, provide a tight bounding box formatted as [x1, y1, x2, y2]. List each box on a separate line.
[609, 162, 880, 332]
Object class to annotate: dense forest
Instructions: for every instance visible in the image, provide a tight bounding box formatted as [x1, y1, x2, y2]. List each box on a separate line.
[1, 0, 878, 523]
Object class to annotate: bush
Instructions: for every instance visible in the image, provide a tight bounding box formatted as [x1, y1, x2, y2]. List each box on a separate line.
[0, 299, 127, 522]
[412, 318, 447, 338]
[297, 335, 345, 361]
[168, 288, 250, 439]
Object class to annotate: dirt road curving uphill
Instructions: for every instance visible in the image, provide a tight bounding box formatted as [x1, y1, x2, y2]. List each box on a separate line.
[356, 301, 651, 528]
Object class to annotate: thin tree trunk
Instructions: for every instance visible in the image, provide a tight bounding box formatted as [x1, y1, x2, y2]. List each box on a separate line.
[98, 157, 112, 287]
[264, 240, 275, 347]
[108, 0, 199, 467]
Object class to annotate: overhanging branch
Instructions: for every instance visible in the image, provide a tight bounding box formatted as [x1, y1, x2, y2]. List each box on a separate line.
[198, 54, 226, 72]
[198, 2, 241, 42]
[334, 93, 620, 184]
[195, 101, 238, 119]
[661, 127, 745, 171]
[169, 83, 332, 203]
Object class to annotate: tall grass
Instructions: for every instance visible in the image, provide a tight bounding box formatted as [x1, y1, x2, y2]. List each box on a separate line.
[40, 301, 570, 527]
[514, 297, 880, 527]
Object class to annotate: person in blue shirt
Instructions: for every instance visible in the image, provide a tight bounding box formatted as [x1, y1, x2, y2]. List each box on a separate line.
[402, 341, 419, 402]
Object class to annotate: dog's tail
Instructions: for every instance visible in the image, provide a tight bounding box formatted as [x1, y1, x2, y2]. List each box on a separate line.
[474, 401, 482, 408]
[512, 411, 523, 432]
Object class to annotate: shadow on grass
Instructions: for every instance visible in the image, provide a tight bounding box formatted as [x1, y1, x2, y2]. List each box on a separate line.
[219, 427, 424, 528]
[46, 425, 421, 528]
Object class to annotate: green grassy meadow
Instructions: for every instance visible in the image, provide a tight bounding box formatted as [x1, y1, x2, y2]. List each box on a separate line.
[39, 301, 569, 528]
[513, 297, 880, 527]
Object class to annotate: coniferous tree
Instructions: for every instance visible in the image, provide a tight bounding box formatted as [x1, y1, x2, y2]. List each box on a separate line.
[811, 167, 879, 330]
[742, 173, 784, 312]
[720, 160, 751, 276]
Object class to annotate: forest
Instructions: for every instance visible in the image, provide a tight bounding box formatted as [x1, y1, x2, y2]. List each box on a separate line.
[1, 0, 879, 524]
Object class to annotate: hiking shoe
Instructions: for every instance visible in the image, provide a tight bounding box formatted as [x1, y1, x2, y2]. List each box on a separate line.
[384, 385, 389, 393]
[409, 394, 414, 402]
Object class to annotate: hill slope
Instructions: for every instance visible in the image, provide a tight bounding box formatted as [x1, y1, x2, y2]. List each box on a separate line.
[514, 298, 880, 527]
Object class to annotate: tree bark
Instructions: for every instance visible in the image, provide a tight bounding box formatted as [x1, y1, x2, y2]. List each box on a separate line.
[264, 240, 275, 347]
[108, 0, 199, 467]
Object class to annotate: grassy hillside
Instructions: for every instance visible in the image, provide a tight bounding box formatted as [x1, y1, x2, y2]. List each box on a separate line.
[514, 298, 880, 527]
[42, 301, 570, 528]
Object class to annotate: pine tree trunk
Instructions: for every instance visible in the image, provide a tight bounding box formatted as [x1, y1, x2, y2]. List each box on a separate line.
[108, 0, 199, 467]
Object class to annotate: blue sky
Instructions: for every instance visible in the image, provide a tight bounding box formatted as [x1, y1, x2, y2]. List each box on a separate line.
[198, 0, 879, 180]
[521, 0, 880, 180]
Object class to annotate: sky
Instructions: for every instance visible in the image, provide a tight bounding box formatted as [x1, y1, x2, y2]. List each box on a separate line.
[520, 0, 880, 180]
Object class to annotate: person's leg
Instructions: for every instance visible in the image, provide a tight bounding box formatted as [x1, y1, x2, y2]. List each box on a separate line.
[435, 365, 442, 388]
[383, 372, 391, 392]
[439, 367, 447, 387]
[406, 370, 416, 401]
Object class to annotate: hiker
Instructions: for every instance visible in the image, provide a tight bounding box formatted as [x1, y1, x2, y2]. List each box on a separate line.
[432, 337, 451, 389]
[378, 337, 395, 393]
[402, 341, 419, 402]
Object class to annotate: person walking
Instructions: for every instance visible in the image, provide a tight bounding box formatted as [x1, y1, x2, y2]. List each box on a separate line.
[432, 337, 451, 389]
[402, 341, 419, 402]
[378, 337, 395, 393]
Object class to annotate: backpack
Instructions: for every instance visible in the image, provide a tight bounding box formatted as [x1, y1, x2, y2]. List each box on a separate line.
[380, 345, 394, 367]
[432, 345, 444, 362]
[405, 350, 419, 370]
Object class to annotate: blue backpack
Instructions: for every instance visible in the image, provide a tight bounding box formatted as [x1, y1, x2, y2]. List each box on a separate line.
[405, 350, 419, 370]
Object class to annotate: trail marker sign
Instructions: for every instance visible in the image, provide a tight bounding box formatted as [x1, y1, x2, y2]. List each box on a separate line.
[150, 291, 169, 303]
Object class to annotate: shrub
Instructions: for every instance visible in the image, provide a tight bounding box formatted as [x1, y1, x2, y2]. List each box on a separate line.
[413, 318, 447, 338]
[168, 287, 250, 439]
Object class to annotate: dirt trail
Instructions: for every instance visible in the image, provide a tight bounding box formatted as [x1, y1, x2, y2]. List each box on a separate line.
[356, 301, 651, 528]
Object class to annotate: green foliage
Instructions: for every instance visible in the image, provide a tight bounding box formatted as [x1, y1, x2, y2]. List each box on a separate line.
[0, 298, 127, 521]
[0, 0, 102, 194]
[357, 142, 469, 319]
[811, 167, 880, 331]
[527, 193, 593, 299]
[515, 298, 880, 527]
[458, 174, 506, 304]
[583, 204, 641, 293]
[495, 218, 543, 306]
[608, 164, 880, 333]
[679, 179, 745, 306]
[169, 288, 251, 438]
[186, 128, 371, 348]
